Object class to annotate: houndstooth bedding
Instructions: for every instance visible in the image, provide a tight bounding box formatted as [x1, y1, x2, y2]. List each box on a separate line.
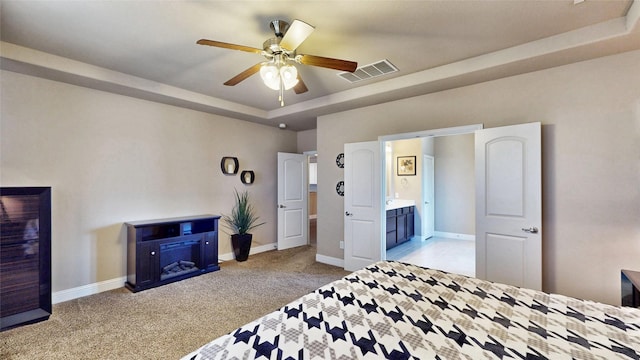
[184, 261, 640, 359]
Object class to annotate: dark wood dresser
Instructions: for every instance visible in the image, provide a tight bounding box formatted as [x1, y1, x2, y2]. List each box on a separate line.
[1, 187, 52, 331]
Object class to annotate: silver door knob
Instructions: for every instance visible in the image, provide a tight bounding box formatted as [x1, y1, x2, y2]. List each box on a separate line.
[345, 211, 353, 216]
[522, 227, 539, 234]
[278, 204, 286, 208]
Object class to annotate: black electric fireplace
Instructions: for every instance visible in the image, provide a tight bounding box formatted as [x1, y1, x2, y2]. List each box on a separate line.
[0, 187, 52, 331]
[125, 215, 220, 292]
[159, 239, 201, 281]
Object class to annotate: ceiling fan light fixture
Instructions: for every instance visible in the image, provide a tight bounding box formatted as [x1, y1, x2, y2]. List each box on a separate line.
[198, 18, 356, 106]
[260, 63, 281, 90]
[280, 64, 299, 90]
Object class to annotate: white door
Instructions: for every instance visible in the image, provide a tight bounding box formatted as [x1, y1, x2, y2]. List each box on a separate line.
[277, 152, 308, 250]
[344, 141, 382, 271]
[475, 122, 542, 290]
[422, 155, 435, 239]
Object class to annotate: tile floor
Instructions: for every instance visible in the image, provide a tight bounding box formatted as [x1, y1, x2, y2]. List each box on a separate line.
[386, 236, 475, 277]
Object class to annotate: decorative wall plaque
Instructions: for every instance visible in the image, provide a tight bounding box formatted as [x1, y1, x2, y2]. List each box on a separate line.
[336, 153, 344, 168]
[336, 181, 344, 196]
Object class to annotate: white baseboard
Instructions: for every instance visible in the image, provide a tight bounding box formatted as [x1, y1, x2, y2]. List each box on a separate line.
[219, 242, 277, 262]
[433, 231, 476, 241]
[52, 276, 126, 304]
[53, 243, 279, 304]
[315, 254, 344, 268]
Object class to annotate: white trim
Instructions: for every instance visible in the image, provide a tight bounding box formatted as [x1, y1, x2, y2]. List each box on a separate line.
[52, 276, 126, 304]
[0, 42, 267, 120]
[433, 231, 476, 241]
[219, 242, 277, 262]
[626, 0, 640, 31]
[53, 242, 278, 304]
[315, 254, 344, 268]
[379, 124, 483, 142]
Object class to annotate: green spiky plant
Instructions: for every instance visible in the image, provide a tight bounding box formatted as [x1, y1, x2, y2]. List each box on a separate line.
[221, 189, 265, 235]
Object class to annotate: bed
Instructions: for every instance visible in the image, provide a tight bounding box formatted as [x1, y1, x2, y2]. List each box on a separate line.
[183, 261, 640, 359]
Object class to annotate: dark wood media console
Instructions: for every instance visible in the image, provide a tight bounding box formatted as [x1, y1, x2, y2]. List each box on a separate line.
[125, 215, 220, 292]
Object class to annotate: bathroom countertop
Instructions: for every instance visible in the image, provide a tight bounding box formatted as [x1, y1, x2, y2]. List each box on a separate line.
[385, 199, 416, 211]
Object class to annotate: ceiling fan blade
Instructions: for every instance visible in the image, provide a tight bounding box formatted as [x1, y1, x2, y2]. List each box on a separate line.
[279, 19, 314, 51]
[197, 39, 262, 54]
[293, 75, 308, 94]
[298, 54, 357, 72]
[223, 63, 262, 86]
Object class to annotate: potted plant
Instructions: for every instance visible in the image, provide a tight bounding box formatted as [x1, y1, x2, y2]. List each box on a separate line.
[221, 189, 265, 261]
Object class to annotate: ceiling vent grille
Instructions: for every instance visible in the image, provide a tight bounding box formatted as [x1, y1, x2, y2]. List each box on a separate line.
[338, 59, 398, 83]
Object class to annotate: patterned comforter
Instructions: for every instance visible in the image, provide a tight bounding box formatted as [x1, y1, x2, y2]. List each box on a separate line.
[183, 261, 640, 359]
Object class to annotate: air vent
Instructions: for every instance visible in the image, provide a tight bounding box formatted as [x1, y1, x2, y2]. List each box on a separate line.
[338, 59, 398, 83]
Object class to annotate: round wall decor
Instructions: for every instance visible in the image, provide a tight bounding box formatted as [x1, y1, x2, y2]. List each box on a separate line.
[240, 170, 255, 184]
[336, 153, 344, 168]
[336, 181, 345, 196]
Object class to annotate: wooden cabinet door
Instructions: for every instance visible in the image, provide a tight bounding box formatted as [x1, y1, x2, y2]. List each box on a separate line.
[396, 214, 406, 243]
[137, 242, 158, 287]
[407, 208, 415, 238]
[385, 210, 397, 249]
[203, 231, 218, 270]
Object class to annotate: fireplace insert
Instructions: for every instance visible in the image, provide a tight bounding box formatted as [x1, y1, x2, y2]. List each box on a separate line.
[159, 239, 201, 281]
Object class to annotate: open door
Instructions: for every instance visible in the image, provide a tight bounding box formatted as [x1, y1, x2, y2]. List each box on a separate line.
[343, 141, 382, 271]
[475, 122, 542, 290]
[422, 155, 435, 239]
[277, 152, 308, 250]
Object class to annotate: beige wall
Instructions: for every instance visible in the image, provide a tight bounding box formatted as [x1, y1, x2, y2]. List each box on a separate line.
[297, 128, 317, 153]
[391, 138, 423, 235]
[434, 134, 475, 235]
[317, 50, 640, 305]
[391, 139, 422, 200]
[1, 70, 297, 292]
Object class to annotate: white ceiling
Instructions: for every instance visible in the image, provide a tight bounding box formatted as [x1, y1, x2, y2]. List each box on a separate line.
[1, 0, 639, 130]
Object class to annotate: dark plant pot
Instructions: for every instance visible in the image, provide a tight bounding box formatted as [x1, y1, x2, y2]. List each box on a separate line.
[231, 233, 252, 261]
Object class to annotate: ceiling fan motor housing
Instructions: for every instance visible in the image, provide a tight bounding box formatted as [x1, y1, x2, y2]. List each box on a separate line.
[263, 38, 285, 55]
[269, 20, 289, 38]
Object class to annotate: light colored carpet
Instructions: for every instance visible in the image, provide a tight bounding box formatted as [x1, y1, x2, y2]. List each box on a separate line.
[1, 245, 349, 360]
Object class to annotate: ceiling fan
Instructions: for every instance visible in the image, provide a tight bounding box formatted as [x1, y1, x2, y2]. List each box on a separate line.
[197, 19, 358, 106]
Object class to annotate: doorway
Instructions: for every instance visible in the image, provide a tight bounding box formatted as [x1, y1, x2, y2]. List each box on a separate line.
[380, 125, 480, 275]
[344, 122, 542, 289]
[307, 152, 317, 245]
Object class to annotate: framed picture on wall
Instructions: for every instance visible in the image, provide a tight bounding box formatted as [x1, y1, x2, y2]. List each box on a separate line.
[397, 156, 416, 176]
